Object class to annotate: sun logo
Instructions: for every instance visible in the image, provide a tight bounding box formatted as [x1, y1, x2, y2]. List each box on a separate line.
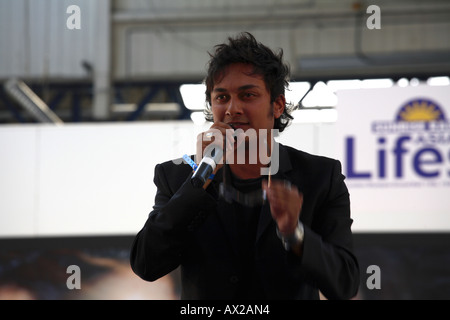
[396, 99, 446, 122]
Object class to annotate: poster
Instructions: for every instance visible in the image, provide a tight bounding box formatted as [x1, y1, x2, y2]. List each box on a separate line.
[336, 85, 450, 232]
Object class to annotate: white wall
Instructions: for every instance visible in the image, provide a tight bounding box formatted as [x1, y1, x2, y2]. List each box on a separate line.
[1, 101, 448, 237]
[0, 121, 192, 237]
[0, 120, 332, 238]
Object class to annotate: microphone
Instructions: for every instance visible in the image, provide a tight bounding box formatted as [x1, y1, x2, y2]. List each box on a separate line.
[191, 144, 223, 188]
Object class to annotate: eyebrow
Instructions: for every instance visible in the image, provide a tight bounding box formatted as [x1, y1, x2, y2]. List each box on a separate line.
[213, 84, 261, 93]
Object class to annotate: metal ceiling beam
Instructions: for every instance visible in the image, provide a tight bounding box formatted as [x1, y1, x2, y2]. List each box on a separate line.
[112, 3, 450, 28]
[4, 79, 63, 124]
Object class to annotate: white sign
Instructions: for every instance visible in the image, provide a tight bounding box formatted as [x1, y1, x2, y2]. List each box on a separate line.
[336, 85, 450, 232]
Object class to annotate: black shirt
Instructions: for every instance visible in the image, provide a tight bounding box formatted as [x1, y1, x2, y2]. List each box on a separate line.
[229, 172, 265, 299]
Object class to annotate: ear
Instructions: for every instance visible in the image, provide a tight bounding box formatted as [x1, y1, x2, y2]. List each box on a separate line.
[273, 94, 286, 119]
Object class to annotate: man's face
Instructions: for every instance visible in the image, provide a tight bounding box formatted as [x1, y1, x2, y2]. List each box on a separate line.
[210, 63, 284, 133]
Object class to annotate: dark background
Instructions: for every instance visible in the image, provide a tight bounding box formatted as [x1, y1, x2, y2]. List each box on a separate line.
[1, 233, 449, 300]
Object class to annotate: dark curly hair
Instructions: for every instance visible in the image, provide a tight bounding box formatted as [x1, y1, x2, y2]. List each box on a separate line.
[203, 32, 295, 132]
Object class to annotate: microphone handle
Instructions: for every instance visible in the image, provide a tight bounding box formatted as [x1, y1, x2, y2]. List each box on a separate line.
[191, 145, 223, 188]
[191, 160, 214, 188]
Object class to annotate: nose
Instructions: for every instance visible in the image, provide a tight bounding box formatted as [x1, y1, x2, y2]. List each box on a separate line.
[225, 97, 243, 116]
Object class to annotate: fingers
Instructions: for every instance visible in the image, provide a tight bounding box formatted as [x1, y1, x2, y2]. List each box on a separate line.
[262, 180, 294, 214]
[197, 122, 237, 162]
[262, 179, 296, 200]
[262, 179, 303, 234]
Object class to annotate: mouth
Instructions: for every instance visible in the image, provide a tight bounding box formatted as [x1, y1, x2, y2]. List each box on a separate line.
[227, 122, 250, 130]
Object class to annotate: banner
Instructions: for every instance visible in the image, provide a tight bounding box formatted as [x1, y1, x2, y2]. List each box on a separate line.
[336, 85, 450, 232]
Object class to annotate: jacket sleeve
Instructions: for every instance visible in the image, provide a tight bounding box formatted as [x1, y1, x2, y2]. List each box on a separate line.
[130, 162, 216, 281]
[297, 160, 360, 300]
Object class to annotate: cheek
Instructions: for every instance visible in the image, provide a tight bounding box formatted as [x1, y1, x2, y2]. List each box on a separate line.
[211, 105, 225, 121]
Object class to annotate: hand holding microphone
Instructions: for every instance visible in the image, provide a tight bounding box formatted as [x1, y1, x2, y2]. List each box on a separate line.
[191, 143, 223, 188]
[192, 122, 244, 188]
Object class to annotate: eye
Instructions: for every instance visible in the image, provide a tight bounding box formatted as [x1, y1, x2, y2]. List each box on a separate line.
[215, 94, 229, 103]
[241, 92, 256, 100]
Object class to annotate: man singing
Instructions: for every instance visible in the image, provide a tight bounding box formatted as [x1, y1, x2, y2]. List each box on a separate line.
[130, 32, 360, 300]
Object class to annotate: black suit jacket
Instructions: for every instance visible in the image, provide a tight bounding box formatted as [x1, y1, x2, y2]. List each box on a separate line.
[130, 144, 360, 299]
